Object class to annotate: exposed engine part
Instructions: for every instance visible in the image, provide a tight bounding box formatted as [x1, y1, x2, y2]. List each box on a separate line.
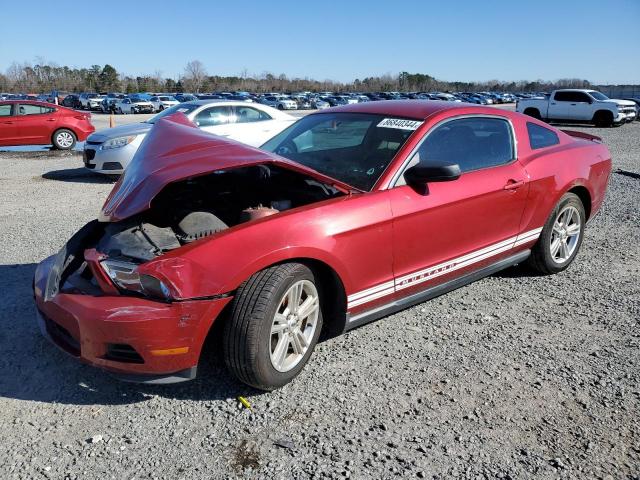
[93, 165, 344, 264]
[98, 223, 181, 262]
[177, 211, 228, 243]
[239, 205, 280, 223]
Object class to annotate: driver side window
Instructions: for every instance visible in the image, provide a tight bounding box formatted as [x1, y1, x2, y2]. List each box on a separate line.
[397, 116, 514, 185]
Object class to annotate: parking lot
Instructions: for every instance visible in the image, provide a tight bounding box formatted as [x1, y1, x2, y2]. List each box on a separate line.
[0, 111, 638, 479]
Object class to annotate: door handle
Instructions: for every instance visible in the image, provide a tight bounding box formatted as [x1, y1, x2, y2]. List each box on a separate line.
[550, 102, 556, 105]
[2, 121, 13, 124]
[504, 179, 525, 190]
[45, 118, 56, 122]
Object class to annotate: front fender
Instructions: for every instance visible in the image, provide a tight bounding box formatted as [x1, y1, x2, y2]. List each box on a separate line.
[141, 246, 352, 301]
[137, 191, 394, 302]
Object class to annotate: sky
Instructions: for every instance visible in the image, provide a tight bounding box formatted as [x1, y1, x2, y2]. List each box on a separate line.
[1, 0, 639, 85]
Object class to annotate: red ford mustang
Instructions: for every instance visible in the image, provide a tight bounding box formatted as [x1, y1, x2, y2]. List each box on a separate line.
[33, 101, 611, 390]
[0, 100, 94, 149]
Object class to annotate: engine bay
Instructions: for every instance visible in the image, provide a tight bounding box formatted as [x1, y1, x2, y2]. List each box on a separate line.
[96, 164, 344, 262]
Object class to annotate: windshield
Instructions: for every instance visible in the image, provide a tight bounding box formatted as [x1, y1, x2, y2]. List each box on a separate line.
[589, 91, 609, 101]
[262, 113, 420, 191]
[159, 96, 174, 101]
[146, 103, 200, 124]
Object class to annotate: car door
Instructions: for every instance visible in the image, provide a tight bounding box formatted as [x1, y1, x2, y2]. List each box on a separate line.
[388, 115, 529, 300]
[192, 106, 234, 137]
[0, 103, 19, 145]
[565, 91, 593, 121]
[547, 92, 570, 119]
[14, 103, 58, 144]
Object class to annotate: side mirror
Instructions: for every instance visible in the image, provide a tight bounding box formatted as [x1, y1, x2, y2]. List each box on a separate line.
[404, 161, 461, 186]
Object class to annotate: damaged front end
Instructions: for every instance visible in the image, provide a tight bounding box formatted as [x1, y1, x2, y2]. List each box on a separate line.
[45, 113, 346, 303]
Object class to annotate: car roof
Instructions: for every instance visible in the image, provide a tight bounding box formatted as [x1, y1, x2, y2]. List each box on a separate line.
[0, 99, 56, 106]
[314, 100, 471, 120]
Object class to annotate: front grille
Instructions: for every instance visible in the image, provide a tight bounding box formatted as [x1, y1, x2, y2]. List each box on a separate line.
[41, 310, 81, 356]
[105, 344, 144, 364]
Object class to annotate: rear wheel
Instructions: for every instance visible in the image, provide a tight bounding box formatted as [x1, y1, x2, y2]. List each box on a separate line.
[223, 263, 323, 390]
[528, 193, 585, 275]
[523, 108, 541, 120]
[52, 129, 76, 150]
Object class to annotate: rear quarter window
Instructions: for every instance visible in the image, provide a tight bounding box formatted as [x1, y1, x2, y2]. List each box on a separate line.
[527, 122, 560, 150]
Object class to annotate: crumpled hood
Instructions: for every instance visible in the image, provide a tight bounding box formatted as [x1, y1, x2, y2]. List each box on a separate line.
[99, 113, 353, 222]
[87, 122, 152, 143]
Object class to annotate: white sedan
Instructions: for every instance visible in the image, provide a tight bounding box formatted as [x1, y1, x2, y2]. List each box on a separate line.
[149, 95, 180, 112]
[83, 101, 297, 175]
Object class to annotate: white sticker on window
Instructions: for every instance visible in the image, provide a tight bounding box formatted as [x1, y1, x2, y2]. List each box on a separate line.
[377, 118, 422, 130]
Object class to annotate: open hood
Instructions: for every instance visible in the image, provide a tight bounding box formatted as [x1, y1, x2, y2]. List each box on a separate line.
[100, 113, 355, 222]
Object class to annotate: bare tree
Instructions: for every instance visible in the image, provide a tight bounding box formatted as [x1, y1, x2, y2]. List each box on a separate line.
[183, 60, 207, 93]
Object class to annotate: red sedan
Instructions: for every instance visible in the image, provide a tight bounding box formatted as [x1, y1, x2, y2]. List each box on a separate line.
[33, 101, 611, 389]
[0, 100, 94, 149]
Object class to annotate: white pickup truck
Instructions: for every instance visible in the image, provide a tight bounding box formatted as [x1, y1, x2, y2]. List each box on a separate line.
[516, 89, 636, 127]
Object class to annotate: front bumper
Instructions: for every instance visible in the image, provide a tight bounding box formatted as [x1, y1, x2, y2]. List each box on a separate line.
[614, 111, 636, 123]
[132, 106, 154, 114]
[34, 254, 232, 383]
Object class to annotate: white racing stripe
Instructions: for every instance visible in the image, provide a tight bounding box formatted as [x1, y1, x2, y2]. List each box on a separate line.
[346, 227, 543, 310]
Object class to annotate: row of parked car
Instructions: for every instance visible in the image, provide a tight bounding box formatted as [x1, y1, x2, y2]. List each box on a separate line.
[0, 90, 533, 115]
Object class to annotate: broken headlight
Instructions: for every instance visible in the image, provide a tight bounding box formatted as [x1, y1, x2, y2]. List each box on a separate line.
[101, 259, 171, 301]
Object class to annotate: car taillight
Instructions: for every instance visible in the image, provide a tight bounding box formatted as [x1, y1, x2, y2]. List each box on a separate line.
[74, 114, 90, 121]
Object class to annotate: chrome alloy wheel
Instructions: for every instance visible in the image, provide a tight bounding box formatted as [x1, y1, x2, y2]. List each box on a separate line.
[56, 131, 74, 148]
[550, 205, 581, 263]
[269, 280, 320, 372]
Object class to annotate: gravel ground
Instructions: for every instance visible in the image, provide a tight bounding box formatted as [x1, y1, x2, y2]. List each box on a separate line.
[0, 120, 638, 480]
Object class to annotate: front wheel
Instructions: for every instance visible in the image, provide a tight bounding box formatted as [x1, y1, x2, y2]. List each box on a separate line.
[593, 110, 614, 128]
[223, 263, 323, 390]
[52, 129, 76, 150]
[523, 108, 542, 120]
[528, 193, 585, 274]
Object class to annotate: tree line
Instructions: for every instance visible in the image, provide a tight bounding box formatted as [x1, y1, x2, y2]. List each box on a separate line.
[0, 60, 595, 94]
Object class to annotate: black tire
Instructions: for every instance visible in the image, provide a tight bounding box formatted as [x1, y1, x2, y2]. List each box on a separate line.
[593, 110, 614, 128]
[51, 129, 77, 150]
[159, 105, 164, 111]
[223, 263, 323, 390]
[277, 104, 284, 110]
[528, 192, 586, 275]
[523, 108, 541, 120]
